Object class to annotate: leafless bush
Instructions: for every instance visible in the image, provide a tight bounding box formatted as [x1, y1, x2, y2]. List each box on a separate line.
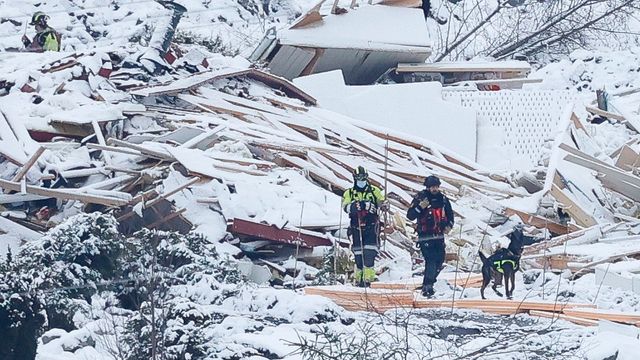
[433, 0, 640, 62]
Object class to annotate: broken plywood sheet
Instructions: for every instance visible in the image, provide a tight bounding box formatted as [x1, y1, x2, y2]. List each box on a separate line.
[615, 145, 640, 172]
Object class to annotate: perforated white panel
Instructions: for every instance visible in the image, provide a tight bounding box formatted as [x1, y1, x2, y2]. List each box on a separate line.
[442, 90, 575, 169]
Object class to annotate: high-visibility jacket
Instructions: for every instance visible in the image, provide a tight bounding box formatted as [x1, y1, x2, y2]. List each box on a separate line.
[26, 27, 61, 52]
[341, 184, 384, 227]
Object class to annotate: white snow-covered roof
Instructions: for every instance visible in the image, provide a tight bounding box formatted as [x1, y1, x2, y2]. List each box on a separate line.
[280, 5, 431, 52]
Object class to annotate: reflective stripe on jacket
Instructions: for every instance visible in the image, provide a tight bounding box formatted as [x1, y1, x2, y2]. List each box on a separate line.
[341, 185, 384, 227]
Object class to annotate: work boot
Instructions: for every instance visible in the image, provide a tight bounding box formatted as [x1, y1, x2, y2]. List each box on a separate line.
[421, 285, 435, 298]
[355, 269, 364, 287]
[363, 267, 376, 284]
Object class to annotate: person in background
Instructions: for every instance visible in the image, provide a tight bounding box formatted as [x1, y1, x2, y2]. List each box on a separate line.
[342, 166, 386, 287]
[407, 175, 454, 297]
[22, 12, 61, 52]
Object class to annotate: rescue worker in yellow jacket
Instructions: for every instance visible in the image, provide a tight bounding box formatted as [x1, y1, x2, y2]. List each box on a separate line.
[22, 12, 61, 52]
[342, 166, 386, 287]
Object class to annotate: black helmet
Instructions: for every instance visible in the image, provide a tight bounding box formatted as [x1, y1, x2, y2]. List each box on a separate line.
[353, 166, 368, 181]
[30, 11, 49, 26]
[424, 175, 441, 187]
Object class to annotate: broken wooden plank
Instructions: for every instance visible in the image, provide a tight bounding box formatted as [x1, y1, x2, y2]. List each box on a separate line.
[413, 298, 594, 313]
[0, 178, 131, 206]
[529, 310, 598, 327]
[524, 224, 605, 255]
[570, 249, 640, 279]
[585, 105, 625, 122]
[504, 208, 579, 234]
[11, 146, 45, 182]
[91, 119, 112, 166]
[108, 138, 173, 160]
[561, 143, 640, 188]
[550, 184, 598, 227]
[87, 143, 146, 157]
[304, 285, 414, 313]
[146, 207, 188, 229]
[146, 177, 201, 208]
[563, 308, 640, 325]
[0, 193, 48, 204]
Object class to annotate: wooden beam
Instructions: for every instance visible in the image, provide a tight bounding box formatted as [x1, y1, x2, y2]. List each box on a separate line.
[524, 224, 605, 255]
[585, 105, 625, 122]
[11, 146, 45, 182]
[108, 138, 173, 160]
[560, 143, 640, 188]
[571, 249, 640, 279]
[92, 120, 112, 166]
[550, 184, 598, 227]
[146, 177, 201, 208]
[504, 208, 579, 234]
[529, 310, 598, 327]
[146, 208, 188, 229]
[0, 178, 130, 206]
[563, 308, 640, 325]
[87, 143, 146, 157]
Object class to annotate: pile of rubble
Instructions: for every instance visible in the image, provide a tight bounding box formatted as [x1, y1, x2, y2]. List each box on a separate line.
[0, 40, 639, 288]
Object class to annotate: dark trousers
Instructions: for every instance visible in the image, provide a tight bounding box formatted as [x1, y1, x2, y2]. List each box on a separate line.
[418, 237, 445, 289]
[350, 224, 378, 270]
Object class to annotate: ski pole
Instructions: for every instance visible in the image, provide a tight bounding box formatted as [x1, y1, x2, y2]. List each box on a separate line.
[335, 199, 343, 285]
[292, 202, 305, 290]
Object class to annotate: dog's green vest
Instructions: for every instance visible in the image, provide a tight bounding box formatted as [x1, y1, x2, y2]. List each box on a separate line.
[493, 259, 518, 273]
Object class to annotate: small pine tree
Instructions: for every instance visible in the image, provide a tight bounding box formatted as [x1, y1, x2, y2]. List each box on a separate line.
[313, 247, 353, 286]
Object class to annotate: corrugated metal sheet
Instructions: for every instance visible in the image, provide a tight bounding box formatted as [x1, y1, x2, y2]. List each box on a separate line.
[267, 46, 315, 80]
[312, 48, 430, 85]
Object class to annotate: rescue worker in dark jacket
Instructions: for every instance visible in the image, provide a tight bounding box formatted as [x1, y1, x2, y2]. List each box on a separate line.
[407, 175, 454, 297]
[342, 166, 386, 287]
[22, 12, 61, 52]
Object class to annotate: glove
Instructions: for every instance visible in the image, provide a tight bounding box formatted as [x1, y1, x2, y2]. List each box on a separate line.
[22, 35, 30, 46]
[349, 202, 358, 214]
[418, 199, 430, 210]
[379, 201, 389, 212]
[439, 220, 451, 234]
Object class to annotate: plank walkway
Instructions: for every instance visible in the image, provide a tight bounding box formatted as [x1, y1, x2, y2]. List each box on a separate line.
[304, 283, 639, 327]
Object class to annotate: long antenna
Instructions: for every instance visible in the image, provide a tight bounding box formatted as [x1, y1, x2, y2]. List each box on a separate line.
[382, 136, 389, 251]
